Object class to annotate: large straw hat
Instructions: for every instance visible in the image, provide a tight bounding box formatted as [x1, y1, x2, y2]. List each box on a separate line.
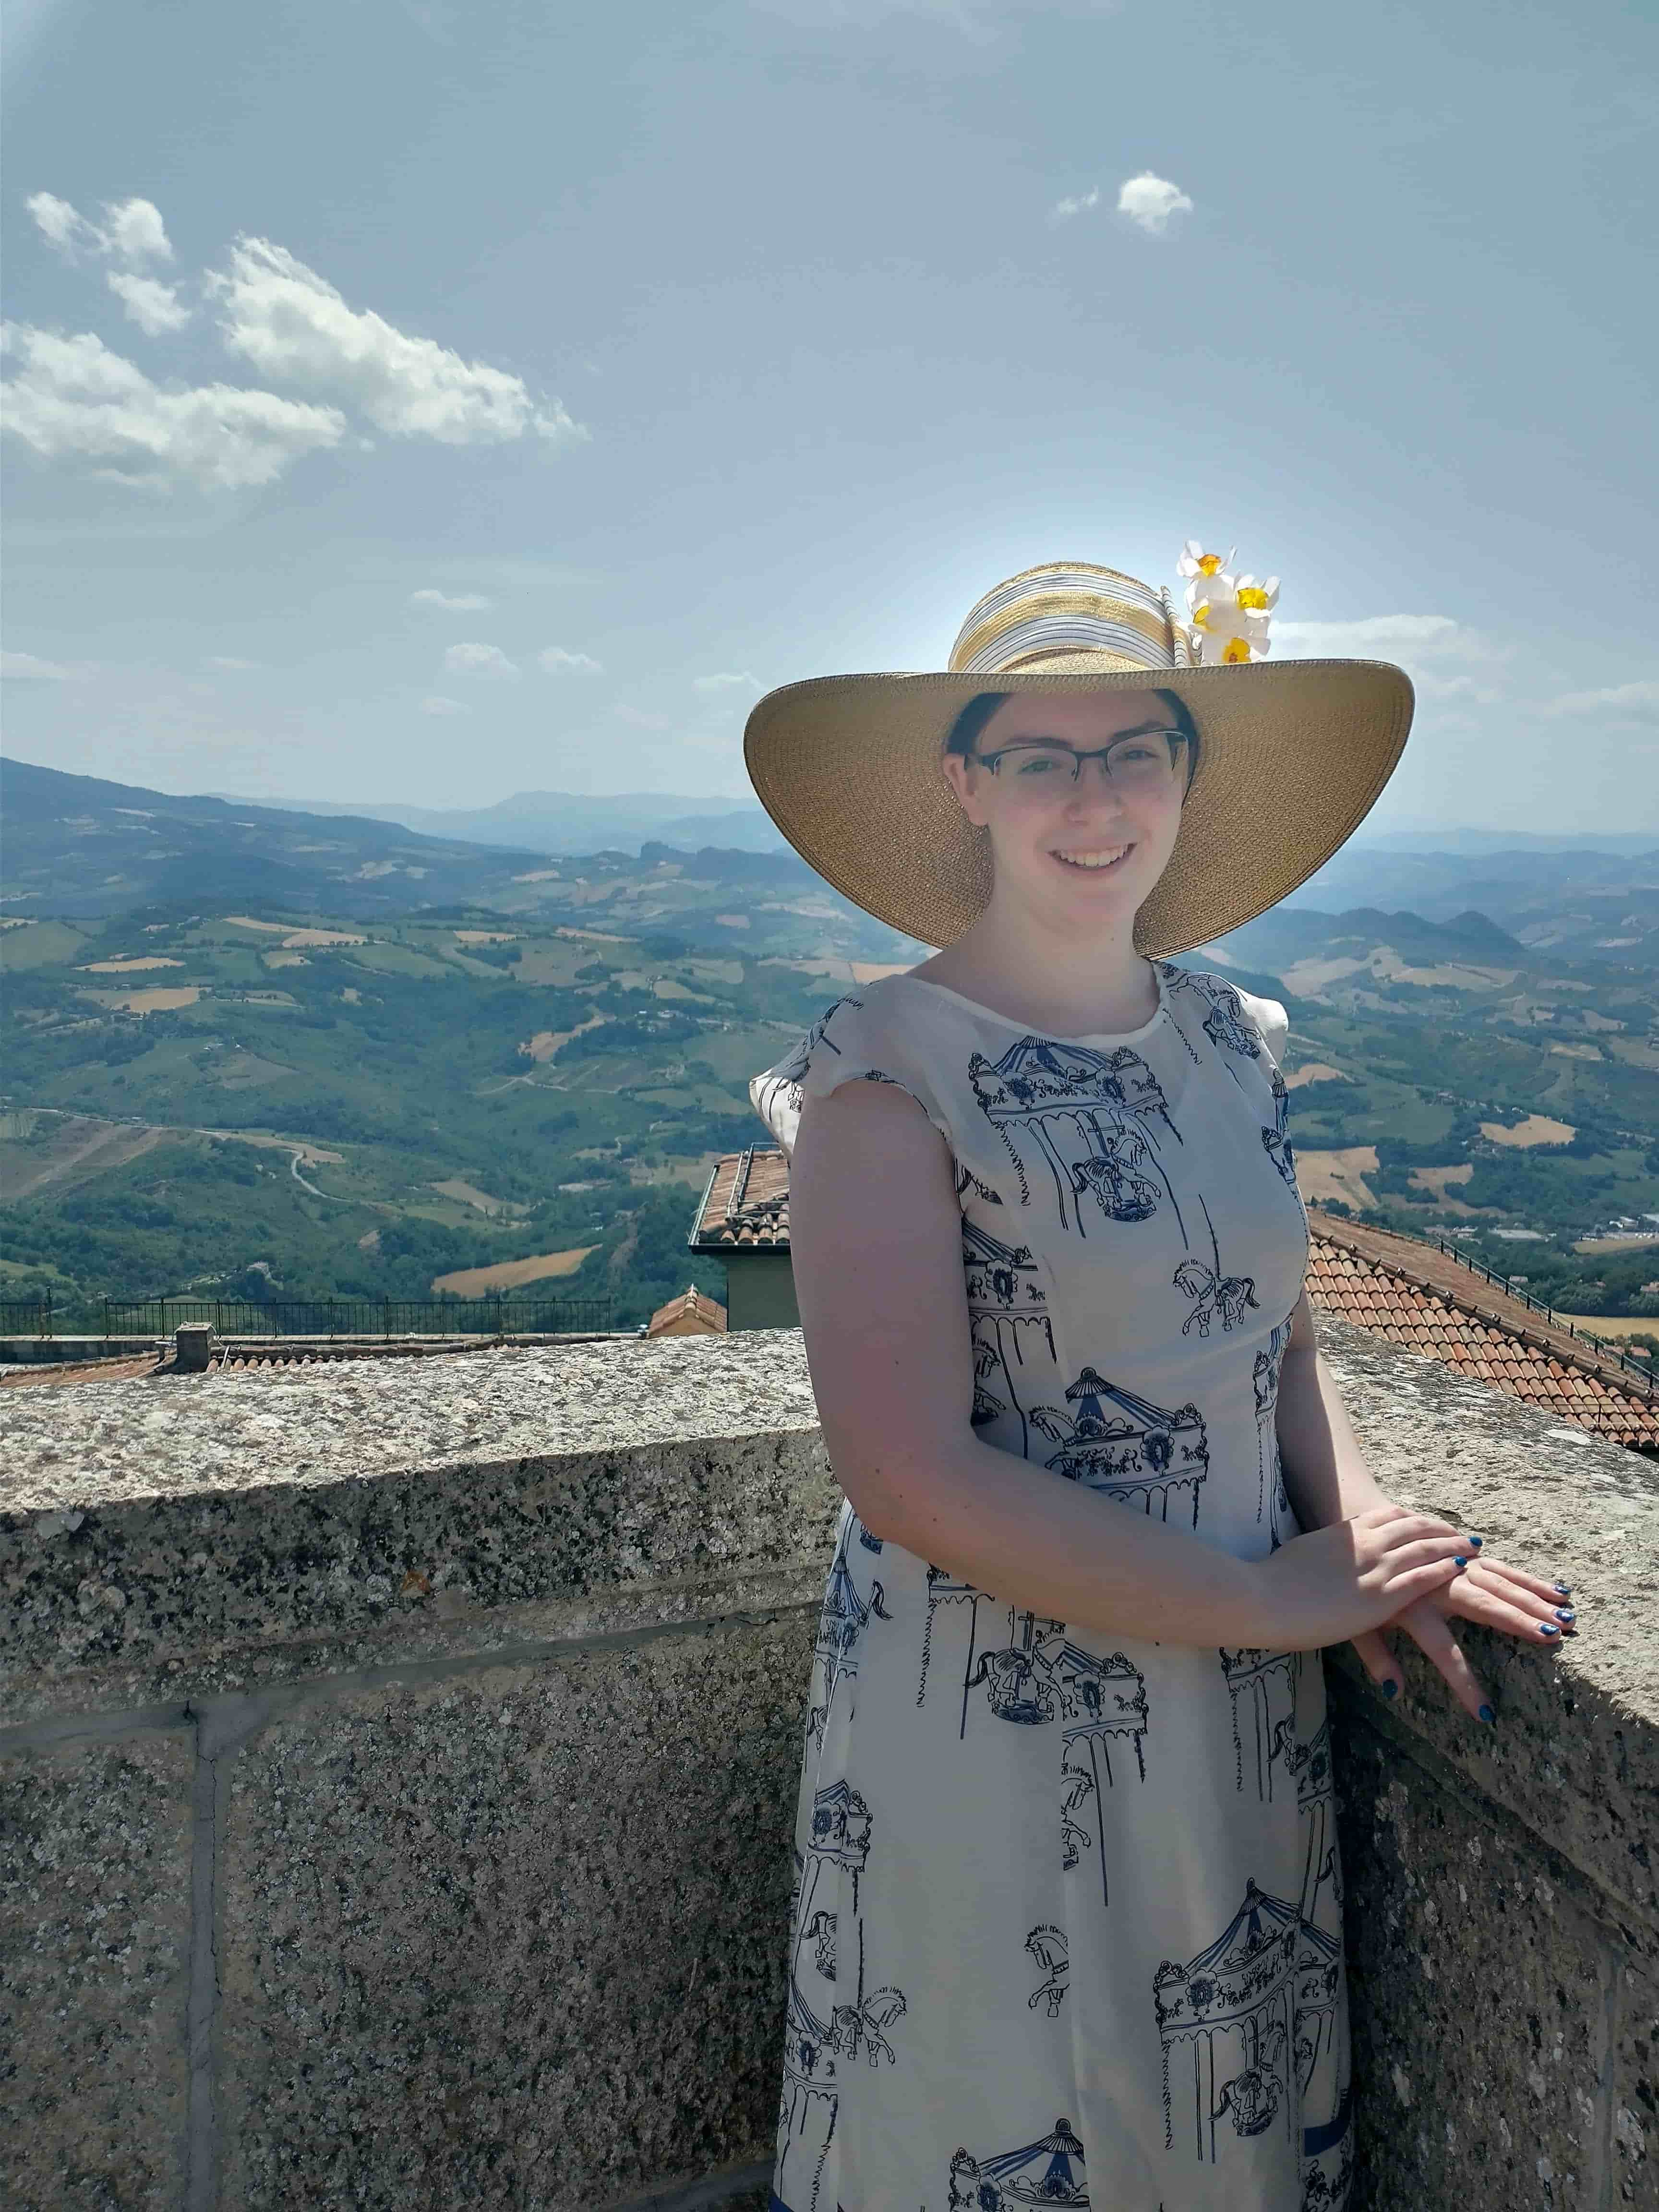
[743, 553, 1413, 957]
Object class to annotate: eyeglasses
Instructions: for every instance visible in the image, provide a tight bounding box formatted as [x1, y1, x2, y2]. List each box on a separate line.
[970, 731, 1188, 794]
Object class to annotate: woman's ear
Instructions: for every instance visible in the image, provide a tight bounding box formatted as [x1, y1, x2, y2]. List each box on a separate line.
[942, 750, 992, 829]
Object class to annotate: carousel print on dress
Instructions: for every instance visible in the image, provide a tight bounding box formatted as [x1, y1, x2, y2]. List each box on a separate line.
[1218, 1646, 1302, 1802]
[1025, 1924, 1069, 2018]
[1154, 1878, 1301, 2164]
[1174, 1198, 1260, 1338]
[808, 1510, 890, 1749]
[964, 1219, 1056, 1453]
[946, 2116, 1089, 2209]
[776, 1778, 908, 2212]
[1261, 1067, 1299, 1195]
[754, 995, 863, 1119]
[1032, 1367, 1210, 1526]
[1289, 1720, 1354, 2209]
[1252, 1318, 1295, 1548]
[1160, 965, 1265, 1081]
[968, 1036, 1187, 1241]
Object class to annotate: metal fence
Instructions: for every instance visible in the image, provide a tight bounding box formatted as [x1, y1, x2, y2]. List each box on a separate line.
[100, 1296, 613, 1339]
[1425, 1235, 1656, 1392]
[0, 1298, 55, 1337]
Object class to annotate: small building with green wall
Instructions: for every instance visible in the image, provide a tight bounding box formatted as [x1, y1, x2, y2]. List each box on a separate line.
[688, 1148, 799, 1331]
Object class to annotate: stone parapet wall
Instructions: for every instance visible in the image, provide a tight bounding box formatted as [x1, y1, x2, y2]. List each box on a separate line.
[2, 1326, 1655, 2211]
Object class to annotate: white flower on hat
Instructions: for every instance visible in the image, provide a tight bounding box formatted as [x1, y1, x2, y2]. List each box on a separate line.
[1177, 540, 1235, 586]
[1179, 547, 1276, 663]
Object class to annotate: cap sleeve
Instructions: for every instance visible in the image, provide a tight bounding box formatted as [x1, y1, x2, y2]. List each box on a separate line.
[1233, 984, 1290, 1070]
[750, 988, 951, 1158]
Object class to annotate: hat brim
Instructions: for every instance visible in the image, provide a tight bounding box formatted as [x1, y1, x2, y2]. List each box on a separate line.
[743, 659, 1413, 958]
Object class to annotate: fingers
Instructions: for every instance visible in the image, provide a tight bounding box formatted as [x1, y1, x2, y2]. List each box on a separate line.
[1396, 1600, 1494, 1723]
[1444, 1565, 1575, 1645]
[1382, 1557, 1469, 1610]
[1473, 1554, 1579, 1612]
[1348, 1627, 1402, 1703]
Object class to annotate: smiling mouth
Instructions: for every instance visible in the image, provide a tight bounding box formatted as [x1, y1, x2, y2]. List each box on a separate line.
[1050, 843, 1134, 872]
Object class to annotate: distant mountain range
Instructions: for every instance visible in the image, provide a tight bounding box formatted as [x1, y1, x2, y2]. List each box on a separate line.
[234, 787, 788, 855]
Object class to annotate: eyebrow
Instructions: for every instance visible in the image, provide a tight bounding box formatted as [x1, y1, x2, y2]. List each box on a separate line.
[992, 720, 1177, 747]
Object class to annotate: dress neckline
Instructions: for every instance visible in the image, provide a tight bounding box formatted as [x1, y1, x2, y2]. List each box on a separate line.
[892, 959, 1171, 1048]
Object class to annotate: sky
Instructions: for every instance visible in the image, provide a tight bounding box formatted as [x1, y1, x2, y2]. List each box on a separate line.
[2, 0, 1655, 832]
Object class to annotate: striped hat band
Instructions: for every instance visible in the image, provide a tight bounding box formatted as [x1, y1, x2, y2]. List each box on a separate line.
[948, 563, 1193, 677]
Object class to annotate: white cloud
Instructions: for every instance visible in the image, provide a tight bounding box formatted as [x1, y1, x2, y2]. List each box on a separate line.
[1051, 188, 1101, 222]
[26, 192, 88, 254]
[539, 646, 603, 673]
[1116, 173, 1193, 235]
[213, 237, 583, 446]
[1, 650, 83, 681]
[204, 656, 260, 671]
[1541, 678, 1659, 720]
[0, 323, 347, 492]
[420, 694, 472, 716]
[410, 588, 493, 612]
[106, 271, 191, 336]
[444, 641, 520, 679]
[693, 670, 761, 692]
[27, 192, 174, 265]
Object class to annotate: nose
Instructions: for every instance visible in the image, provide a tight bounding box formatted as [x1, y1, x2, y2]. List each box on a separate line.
[1064, 760, 1128, 814]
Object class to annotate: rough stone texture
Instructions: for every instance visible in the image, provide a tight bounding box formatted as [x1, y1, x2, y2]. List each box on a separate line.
[0, 1334, 835, 1724]
[3, 1325, 1657, 2212]
[0, 1726, 194, 2212]
[1320, 1316, 1659, 1929]
[1331, 1687, 1640, 2211]
[213, 1618, 811, 2212]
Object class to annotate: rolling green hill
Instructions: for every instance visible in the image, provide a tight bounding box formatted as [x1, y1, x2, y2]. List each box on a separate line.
[3, 760, 1655, 1337]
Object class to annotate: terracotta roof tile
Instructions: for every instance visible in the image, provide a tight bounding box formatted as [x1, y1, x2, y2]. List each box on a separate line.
[689, 1148, 793, 1251]
[1305, 1210, 1659, 1455]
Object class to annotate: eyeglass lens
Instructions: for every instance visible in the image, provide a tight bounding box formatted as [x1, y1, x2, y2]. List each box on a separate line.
[982, 735, 1182, 789]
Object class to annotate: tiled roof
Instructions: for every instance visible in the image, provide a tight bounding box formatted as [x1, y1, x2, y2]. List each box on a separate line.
[647, 1285, 728, 1335]
[689, 1148, 792, 1250]
[1305, 1211, 1659, 1456]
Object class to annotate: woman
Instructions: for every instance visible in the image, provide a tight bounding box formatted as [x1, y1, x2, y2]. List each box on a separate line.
[742, 557, 1574, 2212]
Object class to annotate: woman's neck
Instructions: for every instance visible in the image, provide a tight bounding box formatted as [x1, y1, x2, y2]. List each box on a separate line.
[914, 888, 1159, 1039]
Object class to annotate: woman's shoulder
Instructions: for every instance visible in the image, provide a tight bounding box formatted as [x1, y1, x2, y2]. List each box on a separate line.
[748, 974, 956, 1155]
[1158, 959, 1289, 1067]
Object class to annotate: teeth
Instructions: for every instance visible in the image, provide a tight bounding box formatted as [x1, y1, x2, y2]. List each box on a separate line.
[1053, 846, 1129, 870]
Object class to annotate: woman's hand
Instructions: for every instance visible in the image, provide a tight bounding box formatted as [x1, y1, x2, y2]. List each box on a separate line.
[1347, 1539, 1577, 1722]
[1243, 1502, 1479, 1653]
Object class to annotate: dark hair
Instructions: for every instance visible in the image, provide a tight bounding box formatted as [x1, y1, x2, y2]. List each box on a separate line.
[944, 686, 1202, 795]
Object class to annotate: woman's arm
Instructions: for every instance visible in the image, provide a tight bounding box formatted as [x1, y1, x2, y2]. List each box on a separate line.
[789, 1080, 1472, 1653]
[1273, 1290, 1389, 1530]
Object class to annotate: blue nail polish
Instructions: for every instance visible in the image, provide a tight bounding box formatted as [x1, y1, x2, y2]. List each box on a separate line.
[1555, 1607, 1575, 1623]
[1539, 1622, 1561, 1636]
[1469, 1535, 1483, 1548]
[1478, 1703, 1496, 1724]
[1553, 1581, 1572, 1596]
[1454, 1556, 1467, 1567]
[1382, 1679, 1399, 1699]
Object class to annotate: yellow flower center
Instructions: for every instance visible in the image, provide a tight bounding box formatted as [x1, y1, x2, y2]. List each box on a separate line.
[1235, 585, 1271, 611]
[1220, 635, 1253, 663]
[1191, 600, 1213, 628]
[1198, 553, 1223, 576]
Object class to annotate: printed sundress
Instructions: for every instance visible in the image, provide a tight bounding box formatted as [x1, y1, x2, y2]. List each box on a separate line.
[749, 962, 1353, 2212]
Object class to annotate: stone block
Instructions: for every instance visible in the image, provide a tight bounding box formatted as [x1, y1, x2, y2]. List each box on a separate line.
[213, 1613, 814, 2212]
[1330, 1685, 1647, 2212]
[1, 1335, 835, 1724]
[0, 1725, 194, 2212]
[1612, 1953, 1656, 2207]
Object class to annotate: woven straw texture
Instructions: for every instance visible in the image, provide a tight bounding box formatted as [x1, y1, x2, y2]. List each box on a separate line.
[744, 657, 1414, 956]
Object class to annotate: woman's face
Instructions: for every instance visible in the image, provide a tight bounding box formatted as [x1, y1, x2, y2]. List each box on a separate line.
[942, 690, 1190, 927]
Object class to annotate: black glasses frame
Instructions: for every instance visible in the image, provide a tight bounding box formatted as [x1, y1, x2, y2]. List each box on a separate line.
[969, 730, 1190, 784]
